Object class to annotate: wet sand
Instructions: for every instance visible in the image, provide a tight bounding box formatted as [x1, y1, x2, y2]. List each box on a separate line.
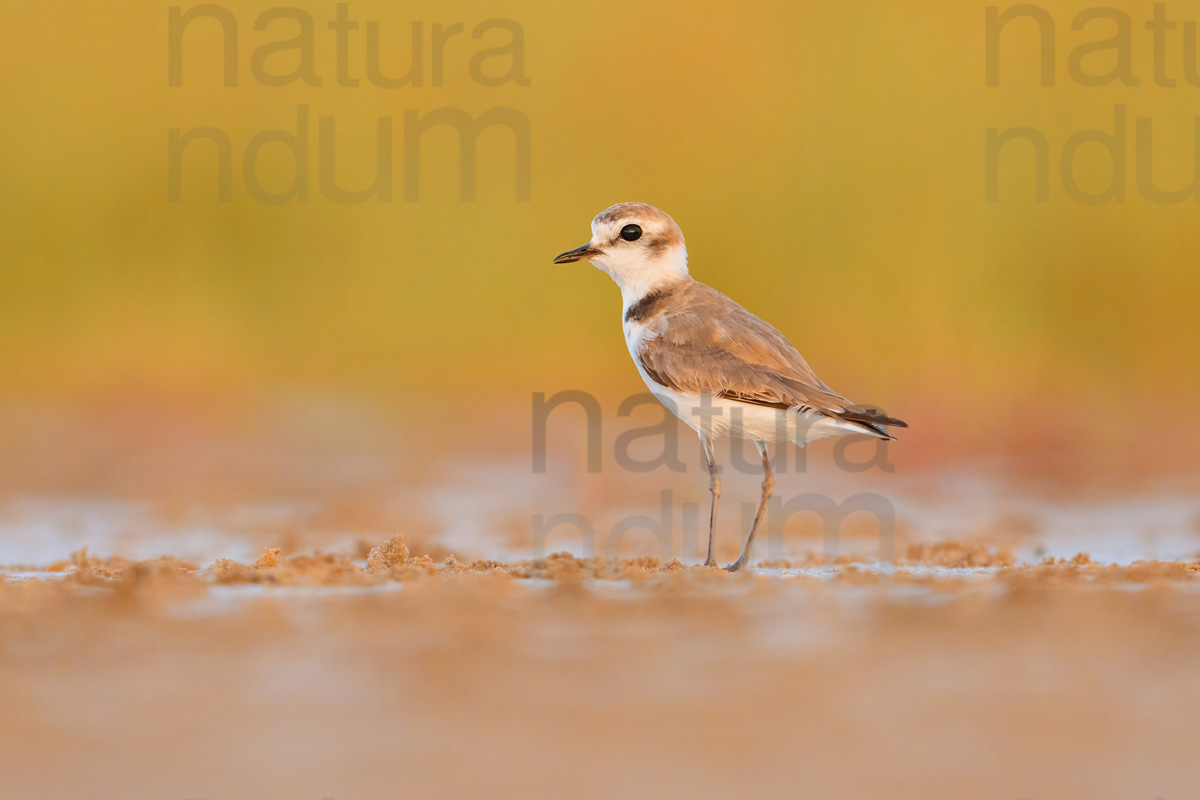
[3, 406, 1199, 798]
[4, 535, 1200, 800]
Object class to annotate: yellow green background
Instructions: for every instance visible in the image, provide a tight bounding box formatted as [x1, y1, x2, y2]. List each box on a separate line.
[2, 0, 1196, 453]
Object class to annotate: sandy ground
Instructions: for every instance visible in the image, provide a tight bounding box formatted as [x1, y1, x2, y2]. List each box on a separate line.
[3, 405, 1200, 799]
[3, 536, 1200, 800]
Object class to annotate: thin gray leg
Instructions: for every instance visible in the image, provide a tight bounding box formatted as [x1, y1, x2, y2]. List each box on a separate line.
[700, 435, 720, 568]
[726, 440, 774, 572]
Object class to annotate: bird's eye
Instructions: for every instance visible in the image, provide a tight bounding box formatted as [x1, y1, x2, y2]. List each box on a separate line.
[620, 224, 642, 242]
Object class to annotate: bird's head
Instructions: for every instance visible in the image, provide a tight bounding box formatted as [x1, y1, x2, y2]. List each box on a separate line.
[553, 202, 689, 297]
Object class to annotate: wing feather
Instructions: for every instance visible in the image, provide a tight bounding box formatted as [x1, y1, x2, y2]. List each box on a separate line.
[636, 281, 908, 434]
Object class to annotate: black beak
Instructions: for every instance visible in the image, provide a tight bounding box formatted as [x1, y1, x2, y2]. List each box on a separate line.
[552, 243, 599, 264]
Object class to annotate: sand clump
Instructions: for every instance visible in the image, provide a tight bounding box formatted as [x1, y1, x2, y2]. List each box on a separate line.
[4, 535, 1200, 592]
[253, 548, 280, 569]
[49, 548, 200, 586]
[366, 534, 410, 573]
[1001, 556, 1200, 587]
[210, 551, 373, 586]
[901, 539, 1017, 568]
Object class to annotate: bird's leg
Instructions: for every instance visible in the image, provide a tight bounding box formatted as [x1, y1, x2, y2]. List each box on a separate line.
[726, 441, 774, 573]
[700, 435, 721, 568]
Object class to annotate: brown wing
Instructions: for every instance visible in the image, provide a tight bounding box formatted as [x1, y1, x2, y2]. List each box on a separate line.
[637, 281, 907, 434]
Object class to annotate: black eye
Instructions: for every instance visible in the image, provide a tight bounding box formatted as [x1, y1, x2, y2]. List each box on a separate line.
[620, 224, 642, 242]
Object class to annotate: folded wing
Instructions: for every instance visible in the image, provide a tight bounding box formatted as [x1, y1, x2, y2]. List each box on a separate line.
[636, 281, 908, 438]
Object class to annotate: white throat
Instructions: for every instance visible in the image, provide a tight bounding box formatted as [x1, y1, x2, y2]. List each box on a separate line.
[594, 246, 690, 309]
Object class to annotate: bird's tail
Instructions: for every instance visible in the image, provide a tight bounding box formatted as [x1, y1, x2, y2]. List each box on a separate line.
[835, 407, 909, 440]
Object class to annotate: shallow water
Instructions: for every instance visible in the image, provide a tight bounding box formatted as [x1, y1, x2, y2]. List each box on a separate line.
[2, 462, 1196, 569]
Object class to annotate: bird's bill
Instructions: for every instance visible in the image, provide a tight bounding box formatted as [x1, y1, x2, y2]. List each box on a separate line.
[552, 243, 600, 264]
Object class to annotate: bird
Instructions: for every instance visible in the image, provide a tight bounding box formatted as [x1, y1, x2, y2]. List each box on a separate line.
[553, 202, 907, 572]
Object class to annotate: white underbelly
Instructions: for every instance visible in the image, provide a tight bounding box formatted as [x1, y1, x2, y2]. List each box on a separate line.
[629, 359, 861, 446]
[647, 379, 863, 444]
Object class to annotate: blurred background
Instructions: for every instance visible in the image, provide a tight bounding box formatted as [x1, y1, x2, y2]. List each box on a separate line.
[1, 0, 1198, 561]
[5, 5, 1200, 798]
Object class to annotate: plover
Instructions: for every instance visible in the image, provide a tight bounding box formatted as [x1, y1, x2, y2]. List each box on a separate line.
[554, 202, 907, 572]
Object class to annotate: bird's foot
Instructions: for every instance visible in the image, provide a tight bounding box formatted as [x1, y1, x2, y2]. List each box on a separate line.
[703, 557, 719, 568]
[723, 560, 748, 573]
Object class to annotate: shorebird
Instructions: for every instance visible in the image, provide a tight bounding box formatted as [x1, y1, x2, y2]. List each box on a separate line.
[554, 202, 907, 572]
